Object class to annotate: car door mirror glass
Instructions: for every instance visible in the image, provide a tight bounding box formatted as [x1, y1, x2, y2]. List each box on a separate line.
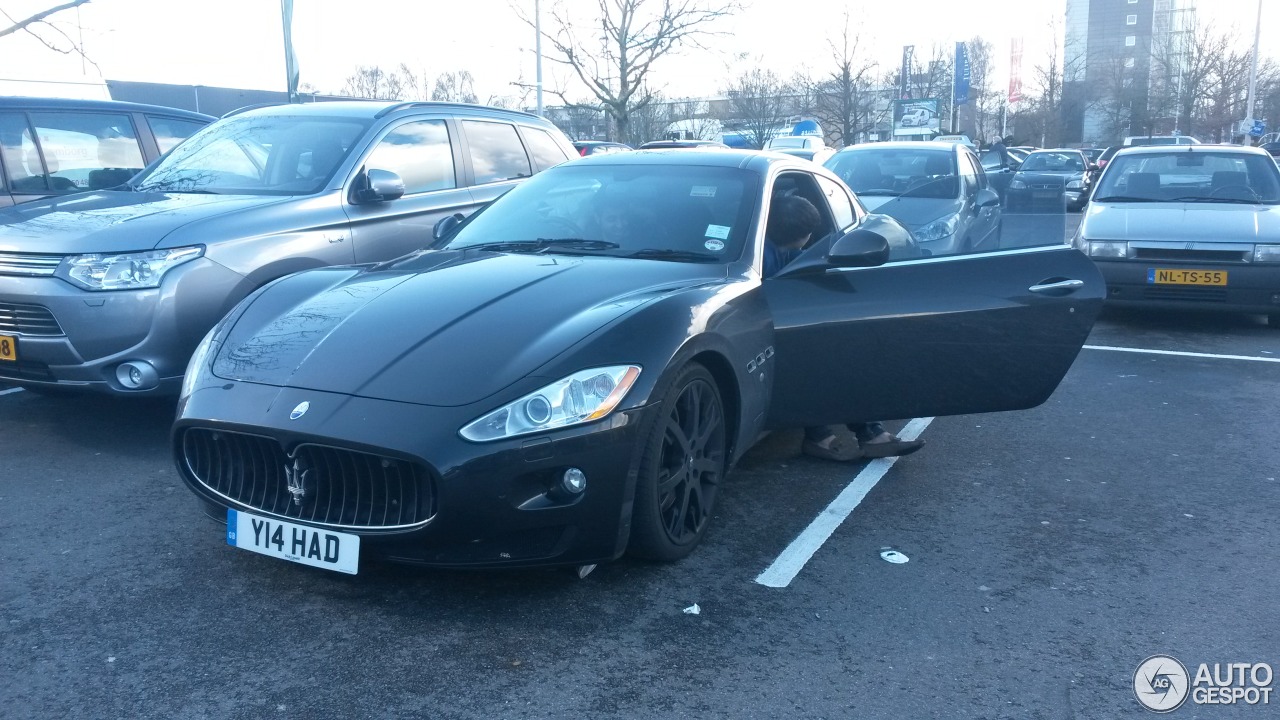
[355, 168, 405, 203]
[827, 216, 900, 267]
[976, 188, 1000, 208]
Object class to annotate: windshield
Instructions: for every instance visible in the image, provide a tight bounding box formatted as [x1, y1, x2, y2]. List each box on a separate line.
[770, 137, 810, 149]
[133, 115, 369, 195]
[1094, 151, 1280, 203]
[1019, 152, 1085, 172]
[445, 163, 759, 262]
[825, 148, 958, 198]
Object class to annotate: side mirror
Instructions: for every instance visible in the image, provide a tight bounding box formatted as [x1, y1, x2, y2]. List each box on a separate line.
[433, 212, 466, 241]
[975, 188, 1001, 208]
[353, 168, 405, 204]
[828, 215, 903, 268]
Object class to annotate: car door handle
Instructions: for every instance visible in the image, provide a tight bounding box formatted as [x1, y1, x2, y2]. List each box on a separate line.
[1029, 279, 1085, 294]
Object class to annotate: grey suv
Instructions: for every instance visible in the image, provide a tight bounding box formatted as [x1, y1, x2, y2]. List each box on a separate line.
[0, 101, 575, 394]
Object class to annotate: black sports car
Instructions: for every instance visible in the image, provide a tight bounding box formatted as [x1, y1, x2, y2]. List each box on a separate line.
[173, 150, 1105, 574]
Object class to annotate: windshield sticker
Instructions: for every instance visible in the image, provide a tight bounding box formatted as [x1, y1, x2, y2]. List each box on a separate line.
[705, 224, 731, 240]
[704, 238, 725, 252]
[690, 186, 717, 198]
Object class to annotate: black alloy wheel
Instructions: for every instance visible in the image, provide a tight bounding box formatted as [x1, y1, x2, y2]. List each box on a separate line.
[628, 363, 727, 561]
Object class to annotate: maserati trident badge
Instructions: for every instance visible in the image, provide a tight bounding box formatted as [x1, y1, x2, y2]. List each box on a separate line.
[284, 456, 309, 506]
[289, 401, 310, 420]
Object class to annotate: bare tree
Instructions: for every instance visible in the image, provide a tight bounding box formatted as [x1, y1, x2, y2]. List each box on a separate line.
[665, 98, 721, 139]
[340, 65, 414, 100]
[724, 68, 789, 148]
[807, 15, 879, 146]
[1088, 47, 1145, 142]
[518, 0, 738, 144]
[908, 44, 954, 131]
[0, 0, 95, 68]
[432, 70, 479, 104]
[1149, 19, 1230, 136]
[965, 37, 1002, 144]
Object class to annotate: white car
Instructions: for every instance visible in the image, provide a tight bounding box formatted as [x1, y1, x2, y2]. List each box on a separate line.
[765, 136, 826, 151]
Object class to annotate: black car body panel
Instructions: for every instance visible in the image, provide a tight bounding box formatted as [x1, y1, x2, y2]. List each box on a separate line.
[173, 150, 1104, 570]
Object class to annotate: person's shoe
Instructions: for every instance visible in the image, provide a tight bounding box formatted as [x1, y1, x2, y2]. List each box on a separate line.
[859, 432, 925, 458]
[801, 434, 863, 462]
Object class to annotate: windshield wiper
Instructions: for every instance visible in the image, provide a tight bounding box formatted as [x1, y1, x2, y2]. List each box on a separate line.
[1093, 195, 1158, 203]
[463, 238, 620, 254]
[855, 190, 901, 197]
[625, 248, 722, 262]
[1167, 195, 1261, 205]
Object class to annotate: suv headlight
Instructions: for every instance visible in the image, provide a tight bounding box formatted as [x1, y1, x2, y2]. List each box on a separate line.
[1254, 244, 1280, 263]
[1088, 241, 1128, 258]
[57, 246, 204, 291]
[460, 365, 642, 442]
[915, 216, 958, 242]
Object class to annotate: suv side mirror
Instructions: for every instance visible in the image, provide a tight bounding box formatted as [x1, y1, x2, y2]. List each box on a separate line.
[828, 215, 903, 267]
[353, 168, 405, 204]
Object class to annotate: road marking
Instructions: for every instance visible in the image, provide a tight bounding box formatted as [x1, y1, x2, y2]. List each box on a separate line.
[0, 387, 23, 396]
[1084, 345, 1280, 364]
[756, 417, 934, 589]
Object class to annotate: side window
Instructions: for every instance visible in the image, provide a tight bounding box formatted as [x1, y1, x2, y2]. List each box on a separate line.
[521, 127, 570, 170]
[963, 152, 988, 190]
[29, 111, 145, 192]
[365, 119, 457, 194]
[146, 116, 209, 154]
[463, 120, 532, 184]
[958, 152, 978, 194]
[0, 113, 43, 193]
[816, 175, 856, 230]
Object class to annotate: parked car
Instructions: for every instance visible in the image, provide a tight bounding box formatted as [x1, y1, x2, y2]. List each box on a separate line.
[173, 150, 1103, 573]
[1082, 148, 1105, 164]
[933, 134, 977, 150]
[825, 141, 1001, 256]
[1259, 141, 1280, 158]
[0, 96, 213, 208]
[1005, 149, 1094, 212]
[980, 146, 1033, 199]
[764, 136, 825, 152]
[1073, 144, 1280, 327]
[0, 101, 575, 394]
[638, 139, 729, 150]
[1123, 135, 1200, 146]
[573, 140, 631, 156]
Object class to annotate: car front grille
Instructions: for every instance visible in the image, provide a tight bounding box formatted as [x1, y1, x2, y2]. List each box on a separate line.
[0, 302, 63, 336]
[0, 252, 62, 277]
[181, 428, 436, 529]
[1143, 287, 1229, 303]
[1132, 248, 1251, 263]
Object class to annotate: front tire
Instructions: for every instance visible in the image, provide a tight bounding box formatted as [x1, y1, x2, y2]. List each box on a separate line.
[628, 363, 727, 562]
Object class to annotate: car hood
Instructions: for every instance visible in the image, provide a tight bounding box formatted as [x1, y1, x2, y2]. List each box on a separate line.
[0, 191, 287, 253]
[1083, 202, 1280, 241]
[212, 250, 727, 407]
[856, 195, 961, 228]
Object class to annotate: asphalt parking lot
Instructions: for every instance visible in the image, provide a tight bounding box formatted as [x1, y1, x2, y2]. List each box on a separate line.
[3, 213, 1278, 719]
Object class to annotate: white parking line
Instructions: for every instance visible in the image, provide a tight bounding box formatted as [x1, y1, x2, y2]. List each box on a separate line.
[756, 416, 934, 589]
[1084, 345, 1280, 364]
[0, 387, 23, 396]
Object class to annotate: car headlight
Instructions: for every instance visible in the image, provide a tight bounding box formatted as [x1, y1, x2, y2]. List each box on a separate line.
[56, 246, 204, 291]
[914, 216, 959, 243]
[1254, 244, 1280, 262]
[1009, 178, 1027, 189]
[179, 325, 220, 402]
[1088, 241, 1128, 258]
[1066, 180, 1083, 190]
[460, 365, 642, 442]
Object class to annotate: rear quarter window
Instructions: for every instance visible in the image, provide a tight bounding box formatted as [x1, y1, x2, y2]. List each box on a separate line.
[462, 120, 532, 185]
[521, 127, 570, 170]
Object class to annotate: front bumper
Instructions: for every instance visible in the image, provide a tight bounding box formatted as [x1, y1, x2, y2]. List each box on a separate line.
[1096, 260, 1280, 315]
[173, 382, 658, 569]
[0, 258, 248, 394]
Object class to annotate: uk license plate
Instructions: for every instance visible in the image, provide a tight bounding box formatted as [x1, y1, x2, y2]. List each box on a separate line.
[1147, 268, 1228, 286]
[227, 509, 360, 574]
[0, 333, 16, 362]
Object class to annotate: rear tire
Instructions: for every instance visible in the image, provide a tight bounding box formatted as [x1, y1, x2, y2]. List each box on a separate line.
[628, 363, 727, 562]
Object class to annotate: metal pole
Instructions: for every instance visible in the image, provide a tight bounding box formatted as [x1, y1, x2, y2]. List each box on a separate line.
[535, 0, 544, 117]
[1245, 0, 1263, 143]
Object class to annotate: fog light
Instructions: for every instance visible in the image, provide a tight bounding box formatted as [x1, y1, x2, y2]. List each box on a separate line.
[561, 468, 587, 495]
[115, 361, 159, 390]
[1270, 293, 1280, 305]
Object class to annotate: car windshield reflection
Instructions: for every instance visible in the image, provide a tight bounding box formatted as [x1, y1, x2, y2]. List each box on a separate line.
[1094, 151, 1280, 204]
[825, 148, 959, 199]
[134, 115, 369, 196]
[444, 163, 759, 262]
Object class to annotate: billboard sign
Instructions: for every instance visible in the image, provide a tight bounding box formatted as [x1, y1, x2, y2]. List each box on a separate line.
[894, 98, 940, 136]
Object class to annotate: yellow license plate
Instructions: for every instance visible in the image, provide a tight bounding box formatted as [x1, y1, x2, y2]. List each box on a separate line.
[1147, 268, 1228, 286]
[0, 333, 15, 362]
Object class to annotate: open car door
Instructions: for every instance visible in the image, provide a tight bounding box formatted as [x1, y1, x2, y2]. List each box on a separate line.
[763, 212, 1104, 429]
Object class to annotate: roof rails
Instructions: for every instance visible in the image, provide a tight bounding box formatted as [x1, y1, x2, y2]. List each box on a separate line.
[373, 101, 538, 120]
[222, 102, 285, 118]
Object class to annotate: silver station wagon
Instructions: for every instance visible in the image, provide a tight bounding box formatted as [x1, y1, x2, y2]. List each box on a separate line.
[1072, 144, 1280, 327]
[0, 101, 575, 394]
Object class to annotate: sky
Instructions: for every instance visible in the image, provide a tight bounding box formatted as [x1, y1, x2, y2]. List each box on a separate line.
[0, 0, 1275, 104]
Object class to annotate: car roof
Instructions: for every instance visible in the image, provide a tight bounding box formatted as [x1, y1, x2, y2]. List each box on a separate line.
[835, 141, 956, 153]
[0, 95, 214, 120]
[1112, 144, 1271, 157]
[572, 148, 806, 173]
[225, 100, 546, 124]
